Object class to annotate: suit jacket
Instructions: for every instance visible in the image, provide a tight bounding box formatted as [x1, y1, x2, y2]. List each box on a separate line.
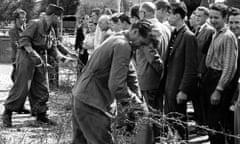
[136, 18, 166, 91]
[165, 25, 198, 104]
[72, 33, 140, 118]
[196, 23, 215, 74]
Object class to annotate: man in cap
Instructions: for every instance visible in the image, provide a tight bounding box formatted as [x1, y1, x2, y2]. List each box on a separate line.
[2, 4, 66, 127]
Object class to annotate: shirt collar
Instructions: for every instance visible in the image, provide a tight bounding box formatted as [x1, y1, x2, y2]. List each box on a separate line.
[199, 22, 208, 32]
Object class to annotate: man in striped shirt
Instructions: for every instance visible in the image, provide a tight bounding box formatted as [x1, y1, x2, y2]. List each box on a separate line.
[202, 3, 238, 144]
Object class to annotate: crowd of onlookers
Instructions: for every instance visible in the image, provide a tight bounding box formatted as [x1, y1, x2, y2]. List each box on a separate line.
[74, 0, 240, 143]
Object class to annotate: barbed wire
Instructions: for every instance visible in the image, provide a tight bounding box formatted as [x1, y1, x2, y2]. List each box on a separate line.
[46, 54, 240, 142]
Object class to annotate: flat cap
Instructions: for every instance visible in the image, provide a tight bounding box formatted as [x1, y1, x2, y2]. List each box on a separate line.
[46, 4, 64, 16]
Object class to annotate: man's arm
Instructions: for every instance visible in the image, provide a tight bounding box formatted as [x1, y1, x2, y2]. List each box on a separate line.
[19, 21, 43, 66]
[216, 35, 238, 91]
[179, 33, 198, 94]
[108, 40, 136, 101]
[127, 61, 142, 99]
[142, 44, 164, 74]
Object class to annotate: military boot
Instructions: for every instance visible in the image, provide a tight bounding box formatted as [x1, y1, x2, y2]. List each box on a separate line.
[36, 113, 57, 126]
[2, 108, 12, 127]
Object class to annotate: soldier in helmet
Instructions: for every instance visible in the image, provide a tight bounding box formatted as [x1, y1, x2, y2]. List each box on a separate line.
[2, 4, 68, 127]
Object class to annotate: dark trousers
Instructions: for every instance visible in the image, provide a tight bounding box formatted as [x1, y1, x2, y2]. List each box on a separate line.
[11, 63, 16, 82]
[164, 92, 188, 140]
[202, 68, 234, 144]
[190, 77, 207, 125]
[4, 49, 49, 114]
[142, 90, 163, 142]
[72, 100, 113, 144]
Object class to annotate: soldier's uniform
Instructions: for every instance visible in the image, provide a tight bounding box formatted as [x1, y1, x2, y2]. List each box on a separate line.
[2, 4, 64, 127]
[8, 24, 25, 81]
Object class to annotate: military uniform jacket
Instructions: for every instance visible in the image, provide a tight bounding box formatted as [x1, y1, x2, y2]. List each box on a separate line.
[19, 18, 54, 53]
[72, 33, 140, 118]
[8, 25, 24, 61]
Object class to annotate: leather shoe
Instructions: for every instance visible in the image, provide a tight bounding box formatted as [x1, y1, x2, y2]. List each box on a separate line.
[17, 107, 31, 114]
[2, 109, 12, 127]
[36, 113, 57, 126]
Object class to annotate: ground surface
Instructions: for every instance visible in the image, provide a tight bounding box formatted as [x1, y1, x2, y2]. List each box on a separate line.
[0, 64, 210, 144]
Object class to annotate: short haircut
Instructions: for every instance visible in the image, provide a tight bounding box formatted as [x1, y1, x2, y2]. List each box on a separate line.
[140, 2, 157, 14]
[98, 15, 110, 23]
[111, 13, 119, 23]
[92, 8, 101, 16]
[154, 0, 171, 12]
[12, 9, 26, 20]
[103, 8, 112, 15]
[119, 13, 131, 24]
[209, 3, 228, 18]
[196, 6, 209, 17]
[131, 19, 153, 38]
[228, 7, 240, 17]
[170, 2, 188, 19]
[130, 4, 140, 19]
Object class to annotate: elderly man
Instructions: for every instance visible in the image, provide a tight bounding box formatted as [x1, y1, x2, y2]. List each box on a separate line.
[72, 20, 154, 144]
[2, 4, 66, 127]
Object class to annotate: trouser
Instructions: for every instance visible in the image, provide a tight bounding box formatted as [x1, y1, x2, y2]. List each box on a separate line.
[72, 101, 113, 144]
[190, 77, 206, 125]
[202, 68, 234, 144]
[142, 89, 162, 142]
[234, 104, 240, 144]
[11, 62, 16, 82]
[4, 49, 49, 114]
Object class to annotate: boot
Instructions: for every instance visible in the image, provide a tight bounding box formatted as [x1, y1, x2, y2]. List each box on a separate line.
[17, 107, 31, 114]
[36, 113, 57, 126]
[2, 108, 12, 127]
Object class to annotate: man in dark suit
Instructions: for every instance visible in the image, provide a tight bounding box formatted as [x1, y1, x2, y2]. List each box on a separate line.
[164, 2, 198, 139]
[193, 6, 215, 125]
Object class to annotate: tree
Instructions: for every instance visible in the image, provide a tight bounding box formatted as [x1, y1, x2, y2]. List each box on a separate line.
[0, 0, 35, 21]
[225, 0, 240, 9]
[38, 0, 79, 15]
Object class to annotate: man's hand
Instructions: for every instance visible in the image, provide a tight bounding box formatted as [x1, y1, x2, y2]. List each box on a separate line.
[68, 52, 78, 59]
[210, 90, 222, 105]
[176, 91, 188, 104]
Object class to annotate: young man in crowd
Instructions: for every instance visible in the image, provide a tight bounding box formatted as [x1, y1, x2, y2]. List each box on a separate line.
[136, 2, 170, 142]
[72, 19, 154, 144]
[194, 6, 215, 126]
[228, 7, 240, 144]
[129, 4, 140, 24]
[164, 2, 198, 139]
[154, 0, 173, 32]
[203, 3, 238, 144]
